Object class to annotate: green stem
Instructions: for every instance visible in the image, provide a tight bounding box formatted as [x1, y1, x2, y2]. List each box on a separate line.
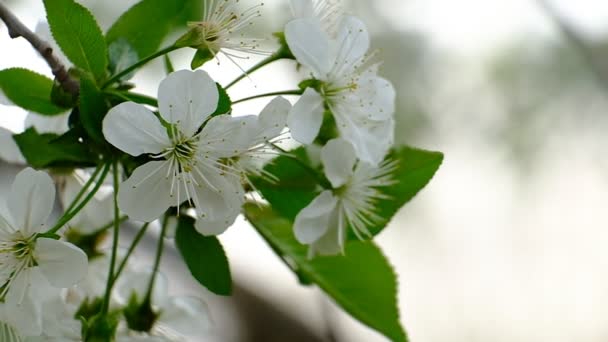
[144, 214, 170, 302]
[225, 54, 284, 90]
[113, 222, 151, 283]
[90, 216, 128, 236]
[105, 90, 158, 107]
[45, 163, 111, 235]
[63, 164, 104, 215]
[232, 89, 303, 105]
[103, 45, 180, 88]
[102, 160, 121, 315]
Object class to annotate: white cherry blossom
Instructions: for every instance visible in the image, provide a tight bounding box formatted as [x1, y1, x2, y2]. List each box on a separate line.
[293, 139, 397, 256]
[285, 16, 396, 165]
[103, 70, 251, 235]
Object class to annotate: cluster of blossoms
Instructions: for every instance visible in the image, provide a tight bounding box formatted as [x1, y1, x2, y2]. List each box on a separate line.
[0, 0, 404, 340]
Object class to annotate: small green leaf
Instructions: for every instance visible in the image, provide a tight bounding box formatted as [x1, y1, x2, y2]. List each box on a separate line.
[108, 39, 139, 82]
[13, 127, 98, 168]
[43, 0, 108, 81]
[0, 68, 66, 115]
[175, 216, 232, 296]
[213, 83, 231, 116]
[106, 0, 202, 58]
[164, 55, 175, 75]
[79, 76, 108, 144]
[245, 204, 408, 342]
[191, 49, 214, 70]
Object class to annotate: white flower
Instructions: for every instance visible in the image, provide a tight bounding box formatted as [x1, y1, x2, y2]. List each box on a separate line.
[290, 0, 342, 35]
[186, 0, 266, 65]
[285, 16, 396, 165]
[115, 270, 211, 342]
[293, 139, 397, 256]
[0, 168, 88, 303]
[103, 70, 251, 235]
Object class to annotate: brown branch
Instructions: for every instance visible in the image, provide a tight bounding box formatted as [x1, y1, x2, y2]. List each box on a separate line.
[0, 2, 80, 96]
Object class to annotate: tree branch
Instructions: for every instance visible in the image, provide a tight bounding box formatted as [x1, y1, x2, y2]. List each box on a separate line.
[0, 2, 79, 96]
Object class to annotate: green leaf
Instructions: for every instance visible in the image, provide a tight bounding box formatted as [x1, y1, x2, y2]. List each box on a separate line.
[368, 146, 443, 235]
[43, 0, 108, 81]
[175, 216, 232, 296]
[213, 83, 231, 116]
[106, 0, 202, 58]
[108, 38, 139, 82]
[244, 204, 408, 342]
[79, 76, 108, 144]
[13, 127, 98, 168]
[0, 68, 66, 115]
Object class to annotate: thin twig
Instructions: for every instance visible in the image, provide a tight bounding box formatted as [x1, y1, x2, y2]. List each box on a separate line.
[0, 2, 79, 95]
[536, 0, 608, 91]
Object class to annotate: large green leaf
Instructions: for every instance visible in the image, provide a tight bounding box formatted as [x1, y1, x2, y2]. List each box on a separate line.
[0, 68, 66, 115]
[43, 0, 108, 81]
[253, 146, 443, 236]
[244, 204, 408, 342]
[175, 216, 232, 296]
[106, 0, 202, 58]
[79, 75, 108, 144]
[13, 127, 97, 168]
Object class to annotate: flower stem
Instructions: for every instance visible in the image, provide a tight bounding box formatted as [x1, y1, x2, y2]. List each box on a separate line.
[232, 89, 303, 105]
[45, 163, 111, 235]
[144, 213, 170, 303]
[101, 160, 122, 315]
[225, 54, 284, 90]
[112, 222, 151, 284]
[102, 45, 180, 89]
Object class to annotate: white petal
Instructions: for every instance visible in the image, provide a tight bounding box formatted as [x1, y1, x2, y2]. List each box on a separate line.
[334, 16, 370, 68]
[35, 238, 88, 287]
[158, 70, 218, 137]
[8, 168, 55, 236]
[25, 111, 70, 135]
[285, 18, 332, 77]
[61, 171, 114, 233]
[290, 0, 314, 18]
[0, 127, 25, 164]
[103, 102, 171, 157]
[309, 222, 343, 256]
[257, 96, 291, 140]
[118, 161, 176, 222]
[115, 269, 169, 309]
[335, 114, 394, 166]
[321, 138, 357, 188]
[287, 88, 325, 145]
[191, 171, 244, 236]
[294, 190, 338, 244]
[198, 115, 255, 158]
[353, 71, 396, 121]
[157, 296, 212, 335]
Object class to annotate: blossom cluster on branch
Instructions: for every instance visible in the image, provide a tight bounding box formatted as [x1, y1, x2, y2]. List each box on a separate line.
[0, 0, 443, 341]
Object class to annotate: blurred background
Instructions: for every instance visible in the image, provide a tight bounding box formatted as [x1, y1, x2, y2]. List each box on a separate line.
[2, 0, 608, 341]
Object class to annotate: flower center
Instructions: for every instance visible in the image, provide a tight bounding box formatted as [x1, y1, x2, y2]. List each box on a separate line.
[170, 139, 198, 173]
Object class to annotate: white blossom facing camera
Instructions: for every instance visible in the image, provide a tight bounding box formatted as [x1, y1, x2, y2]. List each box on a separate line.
[0, 168, 88, 309]
[285, 16, 396, 165]
[293, 139, 397, 256]
[102, 70, 251, 235]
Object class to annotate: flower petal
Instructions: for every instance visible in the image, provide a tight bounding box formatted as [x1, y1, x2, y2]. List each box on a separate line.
[287, 88, 325, 145]
[158, 70, 218, 137]
[309, 222, 343, 256]
[8, 168, 55, 235]
[103, 102, 171, 157]
[114, 269, 169, 309]
[285, 18, 332, 77]
[257, 96, 291, 140]
[157, 296, 212, 335]
[321, 138, 357, 188]
[334, 16, 370, 68]
[61, 171, 114, 233]
[198, 115, 255, 158]
[335, 114, 394, 166]
[25, 111, 70, 135]
[353, 70, 396, 121]
[118, 161, 176, 222]
[294, 190, 338, 244]
[0, 127, 25, 164]
[191, 171, 244, 236]
[35, 238, 88, 288]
